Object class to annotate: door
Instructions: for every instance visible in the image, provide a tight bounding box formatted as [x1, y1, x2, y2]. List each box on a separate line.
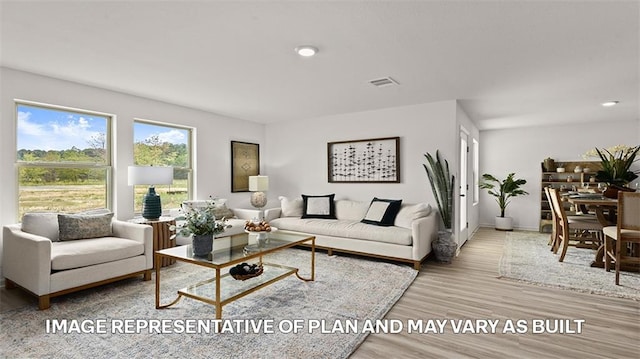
[459, 128, 469, 246]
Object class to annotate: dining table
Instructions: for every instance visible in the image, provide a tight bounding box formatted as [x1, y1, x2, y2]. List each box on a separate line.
[566, 194, 619, 268]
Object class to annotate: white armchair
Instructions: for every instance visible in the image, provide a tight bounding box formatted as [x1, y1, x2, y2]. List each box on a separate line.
[2, 212, 153, 309]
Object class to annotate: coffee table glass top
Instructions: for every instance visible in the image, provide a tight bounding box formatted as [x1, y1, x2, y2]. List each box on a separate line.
[156, 231, 313, 267]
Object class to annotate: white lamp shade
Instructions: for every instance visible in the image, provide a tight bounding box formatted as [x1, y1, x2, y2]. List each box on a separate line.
[249, 175, 269, 191]
[128, 166, 173, 186]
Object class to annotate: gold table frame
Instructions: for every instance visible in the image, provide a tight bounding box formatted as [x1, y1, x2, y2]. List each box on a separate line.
[155, 232, 315, 321]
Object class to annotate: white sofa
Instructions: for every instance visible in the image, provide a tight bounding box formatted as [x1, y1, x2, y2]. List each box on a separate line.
[264, 197, 438, 270]
[2, 212, 153, 309]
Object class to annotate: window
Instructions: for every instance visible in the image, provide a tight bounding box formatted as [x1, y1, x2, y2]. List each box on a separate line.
[133, 120, 192, 213]
[16, 101, 112, 218]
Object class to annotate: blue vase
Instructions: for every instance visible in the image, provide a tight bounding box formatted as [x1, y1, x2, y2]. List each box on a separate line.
[142, 187, 162, 220]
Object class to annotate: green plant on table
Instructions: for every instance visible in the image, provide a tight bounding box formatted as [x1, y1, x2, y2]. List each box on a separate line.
[584, 145, 639, 187]
[169, 200, 229, 238]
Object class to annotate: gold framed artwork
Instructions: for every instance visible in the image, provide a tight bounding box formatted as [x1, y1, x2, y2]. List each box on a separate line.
[231, 141, 260, 192]
[327, 136, 400, 183]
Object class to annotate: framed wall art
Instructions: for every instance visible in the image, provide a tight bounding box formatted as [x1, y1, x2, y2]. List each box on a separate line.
[231, 141, 260, 192]
[327, 136, 400, 183]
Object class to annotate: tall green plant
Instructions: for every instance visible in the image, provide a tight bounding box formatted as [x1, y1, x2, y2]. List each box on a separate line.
[423, 151, 455, 229]
[479, 173, 528, 217]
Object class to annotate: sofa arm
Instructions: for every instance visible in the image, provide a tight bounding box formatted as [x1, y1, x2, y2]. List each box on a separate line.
[112, 220, 153, 269]
[231, 208, 261, 220]
[411, 213, 438, 261]
[264, 208, 281, 222]
[2, 224, 52, 295]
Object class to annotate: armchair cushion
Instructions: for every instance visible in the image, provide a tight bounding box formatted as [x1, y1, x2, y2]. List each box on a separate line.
[58, 213, 114, 241]
[51, 237, 144, 270]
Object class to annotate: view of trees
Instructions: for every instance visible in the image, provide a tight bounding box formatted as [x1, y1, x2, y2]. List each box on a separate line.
[19, 133, 189, 184]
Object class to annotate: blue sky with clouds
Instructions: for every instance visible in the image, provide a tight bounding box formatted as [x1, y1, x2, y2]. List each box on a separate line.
[17, 104, 187, 151]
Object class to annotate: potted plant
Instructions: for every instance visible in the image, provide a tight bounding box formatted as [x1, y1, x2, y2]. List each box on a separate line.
[585, 145, 639, 198]
[170, 200, 230, 257]
[479, 173, 529, 231]
[423, 150, 457, 263]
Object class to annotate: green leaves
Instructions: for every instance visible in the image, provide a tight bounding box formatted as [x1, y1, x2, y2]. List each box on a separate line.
[479, 173, 528, 217]
[170, 201, 229, 238]
[423, 150, 454, 229]
[594, 145, 639, 186]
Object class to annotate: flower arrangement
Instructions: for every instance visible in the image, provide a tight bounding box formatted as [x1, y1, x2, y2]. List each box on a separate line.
[169, 200, 230, 238]
[583, 145, 639, 186]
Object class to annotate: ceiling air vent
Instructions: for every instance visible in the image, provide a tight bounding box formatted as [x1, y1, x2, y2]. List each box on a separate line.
[369, 77, 399, 87]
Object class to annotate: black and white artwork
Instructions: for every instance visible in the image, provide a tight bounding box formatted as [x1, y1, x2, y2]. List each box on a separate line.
[327, 137, 400, 183]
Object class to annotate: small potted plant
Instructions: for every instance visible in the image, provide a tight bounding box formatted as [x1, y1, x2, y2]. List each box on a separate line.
[170, 200, 230, 257]
[423, 150, 457, 263]
[479, 173, 529, 231]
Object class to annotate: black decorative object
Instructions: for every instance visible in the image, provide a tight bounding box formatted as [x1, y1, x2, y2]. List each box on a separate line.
[142, 187, 162, 221]
[192, 234, 213, 257]
[229, 262, 263, 280]
[327, 137, 400, 183]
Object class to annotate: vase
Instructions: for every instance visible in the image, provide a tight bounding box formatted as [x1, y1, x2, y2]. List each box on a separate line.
[495, 216, 514, 231]
[603, 184, 635, 199]
[192, 234, 213, 257]
[433, 230, 457, 263]
[543, 158, 556, 172]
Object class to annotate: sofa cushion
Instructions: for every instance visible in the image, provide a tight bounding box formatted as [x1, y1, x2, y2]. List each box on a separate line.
[334, 200, 369, 221]
[58, 213, 114, 241]
[361, 198, 402, 226]
[301, 194, 336, 219]
[394, 203, 432, 229]
[51, 237, 144, 270]
[270, 218, 412, 246]
[279, 196, 304, 217]
[183, 199, 235, 219]
[21, 213, 60, 241]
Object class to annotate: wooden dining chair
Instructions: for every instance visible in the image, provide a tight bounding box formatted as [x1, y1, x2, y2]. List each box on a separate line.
[544, 187, 560, 251]
[548, 188, 603, 262]
[603, 191, 640, 285]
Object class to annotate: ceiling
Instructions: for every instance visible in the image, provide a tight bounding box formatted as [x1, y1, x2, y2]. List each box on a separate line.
[1, 1, 638, 130]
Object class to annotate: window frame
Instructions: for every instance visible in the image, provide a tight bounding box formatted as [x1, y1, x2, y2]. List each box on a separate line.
[133, 118, 194, 211]
[15, 100, 114, 218]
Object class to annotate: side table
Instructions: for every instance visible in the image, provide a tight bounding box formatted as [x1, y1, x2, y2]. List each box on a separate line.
[129, 216, 177, 268]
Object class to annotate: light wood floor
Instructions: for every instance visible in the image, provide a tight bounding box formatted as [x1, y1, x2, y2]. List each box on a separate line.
[352, 227, 640, 359]
[2, 228, 638, 358]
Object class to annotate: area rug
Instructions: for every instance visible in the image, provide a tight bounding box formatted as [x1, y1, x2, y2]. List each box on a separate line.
[0, 248, 417, 358]
[499, 231, 640, 300]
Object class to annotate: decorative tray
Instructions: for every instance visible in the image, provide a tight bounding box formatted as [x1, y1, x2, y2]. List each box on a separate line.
[229, 263, 263, 281]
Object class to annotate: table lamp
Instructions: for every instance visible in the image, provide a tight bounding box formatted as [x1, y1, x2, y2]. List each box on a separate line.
[249, 175, 269, 219]
[128, 166, 174, 221]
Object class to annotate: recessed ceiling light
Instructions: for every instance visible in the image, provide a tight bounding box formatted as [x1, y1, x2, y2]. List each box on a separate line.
[295, 45, 318, 57]
[602, 101, 619, 107]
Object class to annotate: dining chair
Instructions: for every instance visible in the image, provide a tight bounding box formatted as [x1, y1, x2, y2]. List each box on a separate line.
[603, 191, 640, 285]
[548, 188, 603, 262]
[544, 187, 560, 251]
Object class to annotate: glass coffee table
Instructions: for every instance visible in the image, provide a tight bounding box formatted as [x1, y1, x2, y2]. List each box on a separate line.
[155, 231, 315, 321]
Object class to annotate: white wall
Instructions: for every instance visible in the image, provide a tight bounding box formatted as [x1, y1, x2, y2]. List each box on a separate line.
[0, 67, 265, 280]
[479, 120, 640, 231]
[264, 100, 475, 236]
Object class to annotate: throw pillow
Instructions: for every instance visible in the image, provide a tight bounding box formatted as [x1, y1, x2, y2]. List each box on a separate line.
[361, 197, 403, 226]
[212, 203, 235, 219]
[301, 194, 336, 219]
[21, 213, 60, 241]
[58, 212, 114, 241]
[279, 196, 304, 217]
